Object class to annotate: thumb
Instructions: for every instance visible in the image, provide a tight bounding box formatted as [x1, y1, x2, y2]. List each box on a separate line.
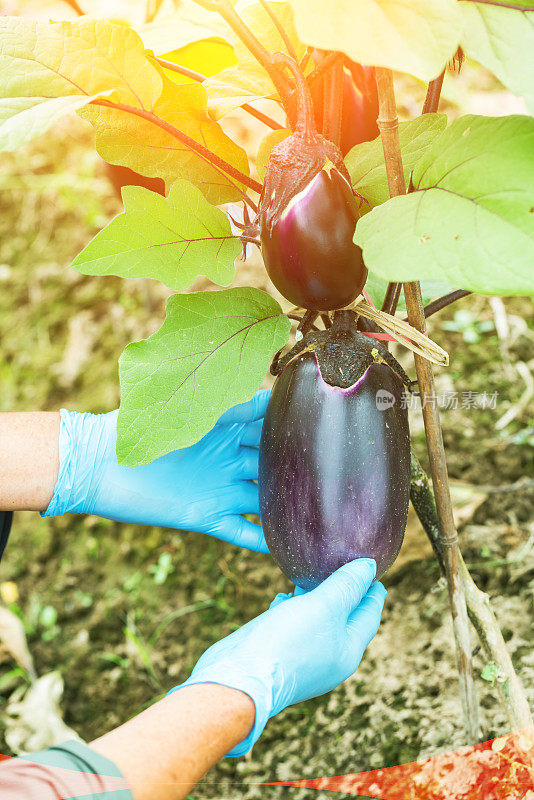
[312, 558, 377, 618]
[218, 390, 271, 426]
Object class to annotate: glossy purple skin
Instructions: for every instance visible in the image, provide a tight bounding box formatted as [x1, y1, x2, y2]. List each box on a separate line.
[259, 355, 410, 589]
[260, 169, 367, 311]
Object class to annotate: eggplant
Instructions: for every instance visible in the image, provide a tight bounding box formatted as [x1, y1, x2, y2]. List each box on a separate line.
[259, 311, 410, 589]
[260, 166, 367, 311]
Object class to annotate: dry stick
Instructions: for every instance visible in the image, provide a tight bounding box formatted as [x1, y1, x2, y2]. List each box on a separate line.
[155, 59, 283, 131]
[381, 70, 446, 315]
[410, 455, 533, 730]
[375, 67, 480, 744]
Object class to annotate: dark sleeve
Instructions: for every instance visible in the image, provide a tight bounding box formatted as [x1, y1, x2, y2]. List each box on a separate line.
[0, 511, 12, 563]
[0, 739, 134, 800]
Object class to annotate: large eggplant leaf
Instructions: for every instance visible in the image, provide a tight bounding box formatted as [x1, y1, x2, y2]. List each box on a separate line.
[139, 1, 233, 55]
[204, 0, 305, 119]
[117, 288, 290, 465]
[459, 0, 534, 114]
[80, 75, 250, 205]
[355, 115, 534, 297]
[286, 0, 462, 81]
[71, 180, 240, 289]
[0, 17, 162, 151]
[345, 114, 448, 215]
[156, 39, 237, 89]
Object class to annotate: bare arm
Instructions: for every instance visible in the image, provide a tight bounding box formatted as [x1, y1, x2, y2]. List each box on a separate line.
[90, 683, 255, 800]
[0, 412, 60, 511]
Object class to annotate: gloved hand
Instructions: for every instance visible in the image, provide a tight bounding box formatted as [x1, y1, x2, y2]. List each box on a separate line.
[169, 558, 386, 756]
[42, 391, 270, 552]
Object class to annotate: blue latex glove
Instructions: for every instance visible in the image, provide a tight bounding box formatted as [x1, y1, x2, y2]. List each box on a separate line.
[169, 558, 386, 756]
[42, 391, 270, 553]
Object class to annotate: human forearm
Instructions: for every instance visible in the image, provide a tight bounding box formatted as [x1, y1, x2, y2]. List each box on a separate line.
[89, 684, 255, 800]
[0, 412, 60, 511]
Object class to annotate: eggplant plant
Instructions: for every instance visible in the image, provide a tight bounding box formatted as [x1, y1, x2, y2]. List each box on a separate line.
[1, 0, 533, 741]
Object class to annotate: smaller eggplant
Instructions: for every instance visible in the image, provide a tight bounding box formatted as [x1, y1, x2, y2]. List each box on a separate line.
[260, 164, 367, 310]
[258, 56, 367, 311]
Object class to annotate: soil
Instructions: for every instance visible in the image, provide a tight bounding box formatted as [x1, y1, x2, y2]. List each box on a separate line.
[0, 61, 532, 800]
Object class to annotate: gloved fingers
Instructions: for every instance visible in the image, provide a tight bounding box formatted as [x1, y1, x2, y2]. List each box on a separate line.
[232, 480, 260, 515]
[269, 591, 292, 608]
[217, 390, 271, 426]
[235, 446, 260, 480]
[346, 582, 387, 655]
[312, 558, 377, 618]
[240, 419, 263, 448]
[210, 514, 269, 553]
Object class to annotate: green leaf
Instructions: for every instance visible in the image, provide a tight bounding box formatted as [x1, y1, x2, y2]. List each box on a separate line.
[72, 180, 240, 290]
[459, 1, 534, 114]
[117, 288, 290, 465]
[0, 94, 113, 151]
[204, 1, 305, 118]
[0, 17, 162, 151]
[286, 0, 462, 81]
[138, 2, 233, 54]
[355, 115, 534, 297]
[346, 114, 448, 215]
[81, 75, 251, 205]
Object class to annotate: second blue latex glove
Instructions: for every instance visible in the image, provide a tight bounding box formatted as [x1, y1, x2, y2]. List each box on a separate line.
[169, 558, 386, 756]
[42, 391, 270, 553]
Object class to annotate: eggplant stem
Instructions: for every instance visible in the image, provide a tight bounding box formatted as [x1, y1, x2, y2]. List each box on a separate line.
[410, 454, 533, 731]
[376, 67, 479, 745]
[273, 52, 316, 138]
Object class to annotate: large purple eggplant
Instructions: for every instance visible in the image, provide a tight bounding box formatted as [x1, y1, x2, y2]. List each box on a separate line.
[259, 311, 411, 589]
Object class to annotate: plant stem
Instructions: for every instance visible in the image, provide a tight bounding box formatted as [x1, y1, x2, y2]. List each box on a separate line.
[410, 454, 533, 731]
[322, 54, 344, 146]
[404, 289, 472, 322]
[92, 98, 262, 204]
[306, 50, 343, 88]
[381, 282, 402, 316]
[381, 69, 445, 316]
[258, 0, 298, 62]
[193, 0, 294, 121]
[375, 66, 479, 744]
[155, 59, 283, 130]
[422, 69, 445, 115]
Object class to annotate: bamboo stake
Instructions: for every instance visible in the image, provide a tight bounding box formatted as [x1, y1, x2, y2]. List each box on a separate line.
[410, 455, 533, 731]
[374, 67, 480, 743]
